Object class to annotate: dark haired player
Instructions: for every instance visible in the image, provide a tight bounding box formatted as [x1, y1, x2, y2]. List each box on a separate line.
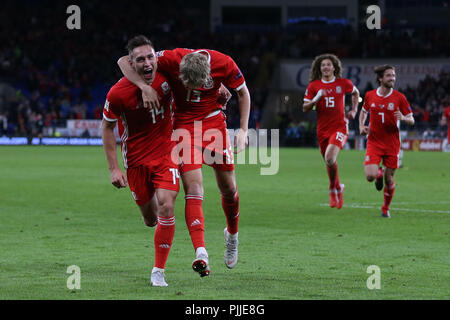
[359, 65, 414, 218]
[102, 35, 179, 286]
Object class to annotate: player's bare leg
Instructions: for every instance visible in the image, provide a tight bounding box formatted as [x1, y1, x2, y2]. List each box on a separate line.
[324, 144, 344, 209]
[138, 195, 158, 227]
[365, 164, 384, 191]
[182, 168, 209, 277]
[150, 189, 177, 287]
[214, 168, 239, 269]
[381, 168, 396, 218]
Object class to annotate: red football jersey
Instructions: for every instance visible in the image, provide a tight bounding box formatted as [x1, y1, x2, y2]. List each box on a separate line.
[304, 77, 355, 139]
[155, 48, 246, 126]
[103, 73, 174, 168]
[362, 88, 412, 152]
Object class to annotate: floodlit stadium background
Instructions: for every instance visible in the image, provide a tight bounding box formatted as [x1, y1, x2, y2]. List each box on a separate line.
[1, 0, 449, 151]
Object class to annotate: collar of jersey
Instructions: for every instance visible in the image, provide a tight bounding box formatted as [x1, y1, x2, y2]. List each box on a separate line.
[194, 50, 211, 63]
[321, 76, 336, 84]
[376, 87, 393, 98]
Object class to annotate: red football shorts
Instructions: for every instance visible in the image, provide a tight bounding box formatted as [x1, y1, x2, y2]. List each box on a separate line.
[318, 130, 348, 156]
[126, 153, 180, 206]
[173, 112, 234, 174]
[364, 142, 399, 169]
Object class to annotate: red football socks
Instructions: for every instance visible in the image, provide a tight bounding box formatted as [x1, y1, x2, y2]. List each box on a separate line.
[222, 191, 240, 235]
[154, 215, 175, 269]
[383, 183, 396, 210]
[327, 162, 341, 190]
[185, 195, 206, 250]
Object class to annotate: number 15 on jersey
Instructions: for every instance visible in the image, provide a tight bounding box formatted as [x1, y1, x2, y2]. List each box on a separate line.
[325, 96, 334, 108]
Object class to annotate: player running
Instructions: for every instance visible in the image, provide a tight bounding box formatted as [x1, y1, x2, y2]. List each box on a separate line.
[102, 36, 180, 286]
[117, 47, 250, 277]
[359, 65, 414, 218]
[302, 54, 360, 209]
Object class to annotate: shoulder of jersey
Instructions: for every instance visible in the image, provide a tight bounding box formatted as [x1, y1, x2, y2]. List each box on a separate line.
[392, 89, 405, 98]
[338, 77, 352, 84]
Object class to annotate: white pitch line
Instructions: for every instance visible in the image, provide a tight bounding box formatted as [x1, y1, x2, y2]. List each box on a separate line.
[356, 201, 450, 206]
[319, 203, 450, 214]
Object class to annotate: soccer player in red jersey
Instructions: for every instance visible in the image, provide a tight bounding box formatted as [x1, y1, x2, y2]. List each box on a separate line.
[102, 36, 180, 286]
[441, 105, 450, 152]
[303, 54, 360, 209]
[117, 48, 250, 276]
[359, 65, 414, 218]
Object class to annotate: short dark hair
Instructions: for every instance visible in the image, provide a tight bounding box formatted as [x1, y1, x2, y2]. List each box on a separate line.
[126, 35, 153, 57]
[374, 65, 395, 85]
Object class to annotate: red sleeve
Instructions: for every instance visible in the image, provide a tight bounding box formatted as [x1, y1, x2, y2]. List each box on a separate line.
[222, 55, 246, 90]
[362, 92, 371, 112]
[103, 88, 122, 122]
[304, 82, 317, 101]
[155, 49, 178, 75]
[399, 93, 412, 115]
[344, 78, 354, 94]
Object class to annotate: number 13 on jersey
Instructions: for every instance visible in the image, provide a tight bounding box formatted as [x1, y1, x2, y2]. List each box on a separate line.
[186, 89, 201, 102]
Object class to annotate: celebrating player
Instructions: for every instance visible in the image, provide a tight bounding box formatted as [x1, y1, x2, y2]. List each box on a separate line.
[359, 65, 414, 218]
[117, 47, 250, 276]
[302, 54, 360, 209]
[102, 36, 180, 286]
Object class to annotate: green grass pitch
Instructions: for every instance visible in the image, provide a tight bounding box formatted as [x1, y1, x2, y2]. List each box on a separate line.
[0, 146, 449, 299]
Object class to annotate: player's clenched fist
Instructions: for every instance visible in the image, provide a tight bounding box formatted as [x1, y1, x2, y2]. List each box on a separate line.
[110, 168, 128, 188]
[360, 125, 369, 136]
[393, 110, 403, 121]
[218, 83, 232, 107]
[140, 85, 160, 110]
[234, 129, 248, 154]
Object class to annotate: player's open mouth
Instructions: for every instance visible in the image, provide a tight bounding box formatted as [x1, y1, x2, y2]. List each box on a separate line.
[143, 68, 153, 80]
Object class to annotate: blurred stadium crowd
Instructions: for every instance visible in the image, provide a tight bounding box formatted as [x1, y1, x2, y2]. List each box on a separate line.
[0, 0, 449, 143]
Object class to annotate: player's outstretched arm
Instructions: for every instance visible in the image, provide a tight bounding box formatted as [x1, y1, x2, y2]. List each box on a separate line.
[234, 84, 251, 153]
[101, 119, 127, 188]
[359, 109, 369, 135]
[117, 56, 160, 109]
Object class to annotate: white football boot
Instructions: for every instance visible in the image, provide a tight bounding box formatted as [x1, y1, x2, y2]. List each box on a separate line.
[150, 267, 168, 287]
[192, 247, 210, 277]
[224, 228, 239, 269]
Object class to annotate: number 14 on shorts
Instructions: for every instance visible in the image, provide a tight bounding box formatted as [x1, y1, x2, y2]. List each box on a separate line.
[169, 168, 180, 184]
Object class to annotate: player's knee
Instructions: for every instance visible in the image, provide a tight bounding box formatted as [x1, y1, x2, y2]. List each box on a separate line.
[366, 174, 376, 182]
[325, 157, 336, 167]
[220, 183, 237, 200]
[158, 201, 175, 218]
[184, 182, 203, 197]
[143, 216, 157, 228]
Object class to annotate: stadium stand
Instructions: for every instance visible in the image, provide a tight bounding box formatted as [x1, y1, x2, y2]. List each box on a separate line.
[0, 0, 449, 145]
